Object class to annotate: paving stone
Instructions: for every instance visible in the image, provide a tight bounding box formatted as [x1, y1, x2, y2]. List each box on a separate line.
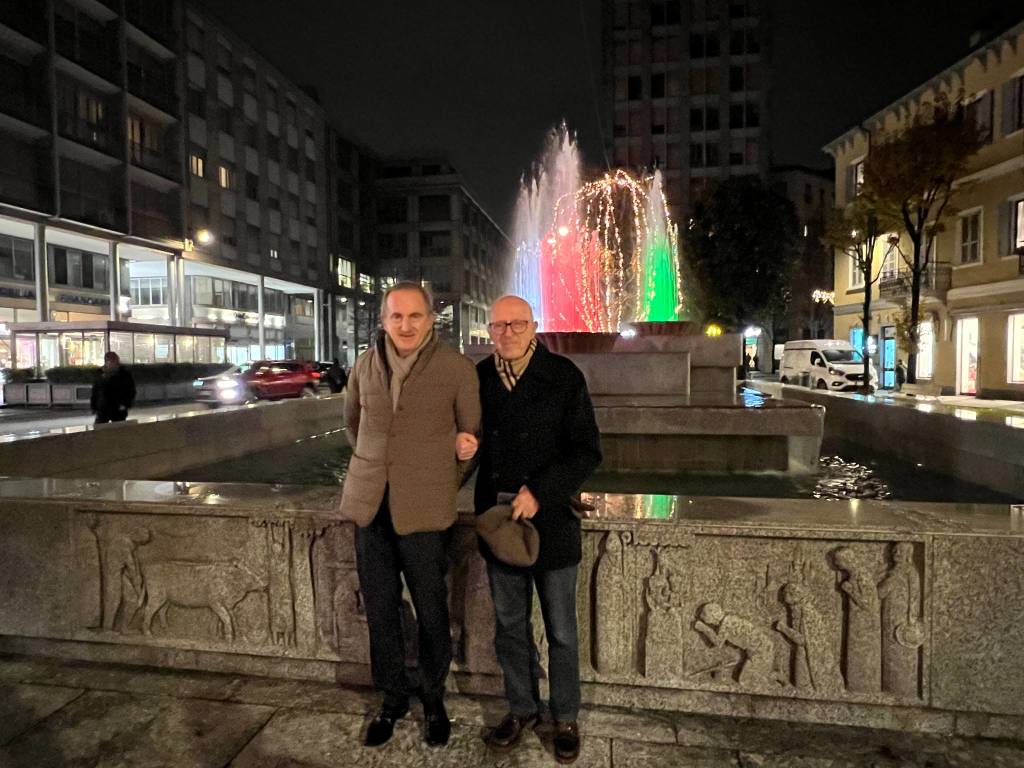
[0, 683, 83, 745]
[611, 740, 739, 767]
[228, 676, 376, 715]
[737, 754, 870, 768]
[581, 706, 677, 744]
[230, 707, 612, 767]
[0, 690, 273, 768]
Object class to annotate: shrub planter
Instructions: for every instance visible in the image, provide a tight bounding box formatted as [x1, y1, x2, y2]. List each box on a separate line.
[3, 384, 29, 405]
[26, 383, 51, 405]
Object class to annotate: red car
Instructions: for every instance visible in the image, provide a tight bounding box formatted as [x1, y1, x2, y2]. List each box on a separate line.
[194, 360, 319, 405]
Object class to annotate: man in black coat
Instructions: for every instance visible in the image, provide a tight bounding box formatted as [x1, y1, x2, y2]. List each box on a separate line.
[90, 351, 136, 424]
[475, 295, 602, 764]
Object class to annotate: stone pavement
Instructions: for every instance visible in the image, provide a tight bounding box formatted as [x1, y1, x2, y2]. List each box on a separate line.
[1, 655, 1023, 767]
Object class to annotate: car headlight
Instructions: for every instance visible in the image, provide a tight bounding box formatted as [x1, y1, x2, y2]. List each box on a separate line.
[216, 378, 237, 390]
[828, 367, 840, 375]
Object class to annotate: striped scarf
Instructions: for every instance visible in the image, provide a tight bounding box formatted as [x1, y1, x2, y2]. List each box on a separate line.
[495, 339, 537, 391]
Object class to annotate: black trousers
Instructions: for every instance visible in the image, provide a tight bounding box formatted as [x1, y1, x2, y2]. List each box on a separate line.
[94, 410, 128, 424]
[355, 498, 451, 711]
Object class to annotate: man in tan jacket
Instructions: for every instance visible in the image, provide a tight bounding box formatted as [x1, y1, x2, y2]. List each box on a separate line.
[340, 282, 480, 749]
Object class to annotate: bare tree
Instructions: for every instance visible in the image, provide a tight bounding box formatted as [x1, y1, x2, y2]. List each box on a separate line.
[823, 199, 894, 389]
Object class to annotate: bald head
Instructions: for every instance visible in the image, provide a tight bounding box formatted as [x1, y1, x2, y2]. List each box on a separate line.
[492, 295, 534, 321]
[488, 294, 538, 360]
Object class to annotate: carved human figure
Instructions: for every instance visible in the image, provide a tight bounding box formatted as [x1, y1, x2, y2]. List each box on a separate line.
[644, 564, 685, 678]
[833, 547, 881, 693]
[594, 532, 629, 674]
[89, 520, 151, 632]
[332, 568, 369, 663]
[877, 542, 922, 698]
[774, 583, 843, 695]
[267, 523, 295, 646]
[693, 602, 777, 688]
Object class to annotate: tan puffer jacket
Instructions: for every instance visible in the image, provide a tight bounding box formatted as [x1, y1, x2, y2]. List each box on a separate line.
[339, 334, 481, 534]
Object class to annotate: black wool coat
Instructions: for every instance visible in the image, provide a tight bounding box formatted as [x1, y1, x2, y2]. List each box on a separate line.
[474, 342, 603, 571]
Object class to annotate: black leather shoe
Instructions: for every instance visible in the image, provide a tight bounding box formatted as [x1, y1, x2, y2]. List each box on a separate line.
[423, 700, 450, 747]
[486, 712, 538, 752]
[363, 707, 407, 747]
[553, 720, 580, 764]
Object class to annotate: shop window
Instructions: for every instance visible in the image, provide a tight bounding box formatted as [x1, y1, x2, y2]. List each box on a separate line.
[1008, 313, 1024, 384]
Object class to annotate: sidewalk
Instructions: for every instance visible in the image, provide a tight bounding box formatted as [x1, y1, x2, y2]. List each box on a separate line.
[1, 654, 1022, 767]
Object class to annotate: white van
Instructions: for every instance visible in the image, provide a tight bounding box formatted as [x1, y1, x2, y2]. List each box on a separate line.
[779, 340, 877, 392]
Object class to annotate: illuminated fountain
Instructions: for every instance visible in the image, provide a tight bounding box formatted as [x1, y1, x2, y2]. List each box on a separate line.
[510, 127, 682, 332]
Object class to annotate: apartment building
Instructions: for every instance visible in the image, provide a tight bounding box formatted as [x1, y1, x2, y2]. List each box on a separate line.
[374, 160, 510, 348]
[602, 0, 771, 223]
[0, 0, 375, 371]
[825, 19, 1024, 398]
[770, 165, 835, 349]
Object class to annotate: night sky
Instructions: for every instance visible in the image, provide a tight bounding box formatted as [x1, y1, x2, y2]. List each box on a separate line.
[204, 0, 1017, 230]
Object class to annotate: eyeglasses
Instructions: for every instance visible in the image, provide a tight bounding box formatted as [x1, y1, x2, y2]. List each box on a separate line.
[487, 320, 532, 335]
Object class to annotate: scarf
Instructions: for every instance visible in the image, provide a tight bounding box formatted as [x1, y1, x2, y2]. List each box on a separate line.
[495, 338, 537, 391]
[384, 330, 432, 410]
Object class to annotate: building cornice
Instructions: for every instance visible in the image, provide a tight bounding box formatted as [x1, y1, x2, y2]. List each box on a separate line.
[947, 278, 1024, 302]
[822, 20, 1024, 157]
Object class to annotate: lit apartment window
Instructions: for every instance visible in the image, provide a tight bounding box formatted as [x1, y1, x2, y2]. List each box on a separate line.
[1016, 199, 1024, 250]
[218, 165, 233, 189]
[845, 160, 865, 200]
[269, 248, 279, 259]
[189, 153, 205, 178]
[359, 273, 374, 293]
[337, 258, 354, 288]
[1008, 314, 1024, 384]
[959, 211, 981, 264]
[849, 255, 864, 289]
[917, 321, 935, 380]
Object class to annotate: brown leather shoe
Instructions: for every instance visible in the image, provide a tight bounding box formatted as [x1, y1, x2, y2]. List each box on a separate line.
[553, 720, 580, 764]
[486, 712, 538, 752]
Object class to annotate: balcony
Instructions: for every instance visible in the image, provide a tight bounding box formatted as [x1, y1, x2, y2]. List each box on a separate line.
[60, 191, 126, 231]
[0, 4, 47, 45]
[878, 263, 952, 303]
[124, 0, 177, 50]
[127, 63, 178, 118]
[55, 20, 118, 84]
[0, 67, 48, 132]
[58, 112, 117, 156]
[129, 141, 180, 182]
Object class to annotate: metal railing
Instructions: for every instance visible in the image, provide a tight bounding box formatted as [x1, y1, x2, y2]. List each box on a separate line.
[878, 263, 952, 300]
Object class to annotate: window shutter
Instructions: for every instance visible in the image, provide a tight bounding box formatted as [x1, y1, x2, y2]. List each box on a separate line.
[979, 91, 993, 141]
[1002, 80, 1018, 137]
[844, 165, 855, 202]
[998, 200, 1010, 257]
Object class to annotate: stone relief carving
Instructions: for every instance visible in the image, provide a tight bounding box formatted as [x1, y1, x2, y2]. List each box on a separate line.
[643, 553, 687, 679]
[87, 517, 151, 633]
[141, 558, 266, 641]
[578, 529, 927, 703]
[833, 547, 882, 694]
[693, 602, 779, 688]
[878, 542, 923, 698]
[775, 583, 843, 695]
[594, 532, 629, 674]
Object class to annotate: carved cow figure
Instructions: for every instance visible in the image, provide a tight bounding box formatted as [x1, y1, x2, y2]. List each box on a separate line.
[141, 559, 266, 642]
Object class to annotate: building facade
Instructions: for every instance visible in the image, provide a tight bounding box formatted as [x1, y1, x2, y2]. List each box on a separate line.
[373, 160, 510, 349]
[0, 0, 376, 372]
[826, 20, 1024, 398]
[770, 165, 835, 359]
[602, 0, 771, 223]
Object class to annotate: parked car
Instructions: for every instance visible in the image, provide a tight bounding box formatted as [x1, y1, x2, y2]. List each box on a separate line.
[779, 340, 877, 392]
[193, 360, 319, 405]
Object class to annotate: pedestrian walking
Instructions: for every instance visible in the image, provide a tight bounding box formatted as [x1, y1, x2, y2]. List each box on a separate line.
[339, 281, 481, 749]
[476, 295, 602, 764]
[325, 357, 348, 393]
[90, 352, 136, 424]
[895, 359, 907, 392]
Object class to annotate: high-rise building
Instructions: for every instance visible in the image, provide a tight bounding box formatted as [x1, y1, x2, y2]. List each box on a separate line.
[602, 0, 771, 223]
[373, 160, 510, 348]
[0, 1, 382, 370]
